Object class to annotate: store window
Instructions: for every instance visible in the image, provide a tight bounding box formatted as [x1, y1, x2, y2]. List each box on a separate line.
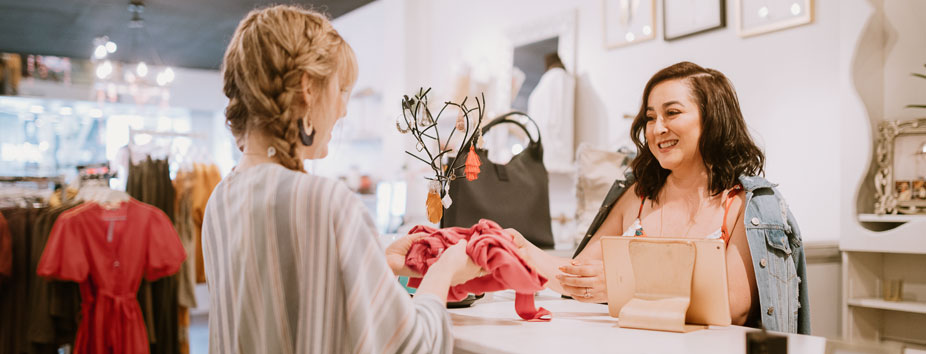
[0, 96, 192, 182]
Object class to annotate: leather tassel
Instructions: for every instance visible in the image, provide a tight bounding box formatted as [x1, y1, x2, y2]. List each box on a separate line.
[426, 191, 443, 224]
[465, 145, 481, 181]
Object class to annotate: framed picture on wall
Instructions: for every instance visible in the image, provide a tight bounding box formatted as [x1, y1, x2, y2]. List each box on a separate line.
[663, 0, 726, 41]
[735, 0, 813, 37]
[603, 0, 656, 49]
[873, 118, 926, 215]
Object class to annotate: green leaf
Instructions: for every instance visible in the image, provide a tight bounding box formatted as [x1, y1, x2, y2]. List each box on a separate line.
[906, 105, 926, 109]
[912, 73, 926, 80]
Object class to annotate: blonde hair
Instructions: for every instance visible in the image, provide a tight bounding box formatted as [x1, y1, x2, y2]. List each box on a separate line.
[222, 5, 357, 171]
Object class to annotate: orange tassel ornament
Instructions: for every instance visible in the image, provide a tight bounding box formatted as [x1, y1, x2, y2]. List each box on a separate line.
[465, 145, 481, 181]
[426, 181, 442, 224]
[426, 191, 442, 223]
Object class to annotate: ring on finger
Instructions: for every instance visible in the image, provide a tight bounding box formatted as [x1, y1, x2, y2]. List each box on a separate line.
[583, 288, 591, 298]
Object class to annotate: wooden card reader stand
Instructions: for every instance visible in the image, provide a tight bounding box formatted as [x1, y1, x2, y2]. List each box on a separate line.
[618, 241, 696, 332]
[601, 236, 732, 332]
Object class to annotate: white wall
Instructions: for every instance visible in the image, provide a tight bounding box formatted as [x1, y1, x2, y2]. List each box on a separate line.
[168, 67, 226, 113]
[838, 0, 926, 250]
[335, 0, 926, 243]
[881, 1, 926, 123]
[399, 0, 850, 243]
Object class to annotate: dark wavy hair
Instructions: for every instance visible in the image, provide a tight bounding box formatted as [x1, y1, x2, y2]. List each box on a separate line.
[630, 62, 764, 201]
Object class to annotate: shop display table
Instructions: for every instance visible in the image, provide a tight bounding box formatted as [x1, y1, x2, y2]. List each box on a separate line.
[449, 290, 826, 354]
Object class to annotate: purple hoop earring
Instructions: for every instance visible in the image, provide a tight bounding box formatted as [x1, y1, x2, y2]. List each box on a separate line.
[298, 119, 315, 146]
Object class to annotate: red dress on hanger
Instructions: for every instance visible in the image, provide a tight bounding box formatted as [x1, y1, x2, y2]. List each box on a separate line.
[38, 199, 186, 354]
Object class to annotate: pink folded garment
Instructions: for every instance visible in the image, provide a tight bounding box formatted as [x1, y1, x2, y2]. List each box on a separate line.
[405, 219, 551, 321]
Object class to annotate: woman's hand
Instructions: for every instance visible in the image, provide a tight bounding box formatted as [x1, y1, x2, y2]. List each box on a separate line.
[504, 228, 536, 265]
[387, 232, 486, 284]
[415, 239, 485, 303]
[435, 239, 485, 285]
[557, 258, 607, 303]
[385, 232, 427, 277]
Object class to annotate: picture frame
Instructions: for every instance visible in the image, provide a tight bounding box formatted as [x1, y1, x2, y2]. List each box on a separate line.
[735, 0, 813, 38]
[663, 0, 726, 41]
[603, 0, 657, 49]
[873, 118, 926, 215]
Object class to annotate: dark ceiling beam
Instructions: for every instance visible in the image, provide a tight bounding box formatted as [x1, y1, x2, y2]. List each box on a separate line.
[0, 0, 375, 70]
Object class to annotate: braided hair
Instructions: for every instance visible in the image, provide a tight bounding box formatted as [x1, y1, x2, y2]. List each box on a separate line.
[222, 5, 357, 171]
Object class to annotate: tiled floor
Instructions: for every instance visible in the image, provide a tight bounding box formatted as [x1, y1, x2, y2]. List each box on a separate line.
[189, 284, 211, 353]
[190, 314, 209, 354]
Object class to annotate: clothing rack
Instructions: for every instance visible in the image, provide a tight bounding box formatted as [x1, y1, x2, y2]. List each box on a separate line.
[0, 175, 64, 191]
[129, 128, 203, 143]
[0, 176, 64, 184]
[0, 176, 60, 208]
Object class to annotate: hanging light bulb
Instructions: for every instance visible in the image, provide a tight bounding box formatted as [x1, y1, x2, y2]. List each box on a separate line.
[93, 45, 108, 59]
[136, 62, 148, 77]
[156, 71, 168, 86]
[105, 41, 117, 53]
[96, 60, 113, 79]
[156, 67, 176, 86]
[163, 67, 175, 83]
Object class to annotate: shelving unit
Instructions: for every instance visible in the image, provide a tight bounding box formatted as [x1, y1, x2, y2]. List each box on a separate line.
[858, 214, 926, 223]
[847, 298, 926, 315]
[842, 227, 926, 350]
[841, 217, 926, 254]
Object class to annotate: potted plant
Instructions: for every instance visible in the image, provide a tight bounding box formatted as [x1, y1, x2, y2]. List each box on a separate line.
[908, 63, 926, 109]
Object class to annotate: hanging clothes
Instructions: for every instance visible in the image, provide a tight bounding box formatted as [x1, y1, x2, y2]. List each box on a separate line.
[37, 199, 186, 354]
[192, 163, 220, 284]
[0, 207, 41, 354]
[1, 185, 82, 353]
[526, 66, 575, 172]
[0, 212, 11, 280]
[172, 170, 197, 308]
[27, 203, 83, 354]
[172, 169, 196, 354]
[126, 157, 159, 346]
[126, 157, 182, 354]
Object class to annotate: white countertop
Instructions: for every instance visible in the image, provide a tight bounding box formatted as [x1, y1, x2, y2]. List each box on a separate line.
[449, 290, 826, 354]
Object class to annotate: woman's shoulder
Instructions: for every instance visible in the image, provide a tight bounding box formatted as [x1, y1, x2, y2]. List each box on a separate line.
[228, 163, 357, 205]
[737, 174, 790, 203]
[285, 169, 356, 202]
[737, 175, 777, 193]
[737, 174, 797, 228]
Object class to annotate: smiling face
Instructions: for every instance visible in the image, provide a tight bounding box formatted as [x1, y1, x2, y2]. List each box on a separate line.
[644, 79, 703, 172]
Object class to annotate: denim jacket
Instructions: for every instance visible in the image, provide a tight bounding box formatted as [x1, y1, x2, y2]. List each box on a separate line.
[572, 173, 810, 334]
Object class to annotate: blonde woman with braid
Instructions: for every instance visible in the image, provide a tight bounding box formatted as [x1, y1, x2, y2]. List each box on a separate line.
[202, 5, 482, 353]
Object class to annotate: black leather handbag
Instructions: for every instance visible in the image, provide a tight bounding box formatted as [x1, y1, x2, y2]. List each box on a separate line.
[442, 112, 555, 249]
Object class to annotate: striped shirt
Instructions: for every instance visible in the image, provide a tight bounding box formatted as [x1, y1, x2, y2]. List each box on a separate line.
[202, 163, 452, 354]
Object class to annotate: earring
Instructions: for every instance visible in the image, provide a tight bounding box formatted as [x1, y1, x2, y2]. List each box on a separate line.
[267, 146, 277, 157]
[298, 118, 315, 146]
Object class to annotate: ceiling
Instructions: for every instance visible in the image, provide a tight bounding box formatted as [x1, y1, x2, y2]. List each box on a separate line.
[0, 0, 375, 70]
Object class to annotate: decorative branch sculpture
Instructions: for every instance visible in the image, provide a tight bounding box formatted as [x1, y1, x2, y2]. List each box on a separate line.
[396, 88, 485, 223]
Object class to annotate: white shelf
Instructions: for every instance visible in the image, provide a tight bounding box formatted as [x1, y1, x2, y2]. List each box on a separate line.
[858, 213, 926, 223]
[848, 298, 926, 315]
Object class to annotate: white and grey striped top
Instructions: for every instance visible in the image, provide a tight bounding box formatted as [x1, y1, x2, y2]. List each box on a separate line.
[202, 163, 452, 354]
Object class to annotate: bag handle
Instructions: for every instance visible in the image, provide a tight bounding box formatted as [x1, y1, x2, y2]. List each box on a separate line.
[481, 112, 542, 145]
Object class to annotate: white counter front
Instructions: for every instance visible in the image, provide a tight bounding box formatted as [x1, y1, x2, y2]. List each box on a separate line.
[448, 290, 826, 354]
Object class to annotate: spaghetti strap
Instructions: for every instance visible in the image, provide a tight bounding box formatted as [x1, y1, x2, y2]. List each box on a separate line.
[720, 185, 744, 245]
[637, 196, 646, 219]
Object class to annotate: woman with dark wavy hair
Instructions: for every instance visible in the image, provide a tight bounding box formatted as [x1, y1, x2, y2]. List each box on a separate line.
[514, 62, 809, 333]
